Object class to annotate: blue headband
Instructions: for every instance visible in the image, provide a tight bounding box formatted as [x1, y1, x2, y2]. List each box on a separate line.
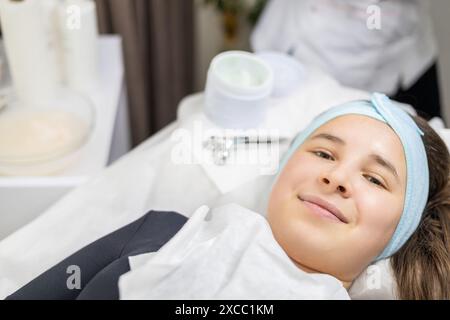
[278, 93, 429, 261]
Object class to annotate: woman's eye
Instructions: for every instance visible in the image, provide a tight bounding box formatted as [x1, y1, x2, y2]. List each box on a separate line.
[313, 151, 334, 160]
[365, 175, 385, 188]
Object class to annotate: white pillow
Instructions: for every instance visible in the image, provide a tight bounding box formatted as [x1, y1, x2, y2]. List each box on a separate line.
[349, 259, 397, 299]
[437, 128, 450, 151]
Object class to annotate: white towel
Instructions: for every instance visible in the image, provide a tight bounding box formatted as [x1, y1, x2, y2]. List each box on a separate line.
[119, 203, 349, 300]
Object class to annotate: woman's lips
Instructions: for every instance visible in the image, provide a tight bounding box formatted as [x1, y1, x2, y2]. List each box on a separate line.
[297, 195, 348, 224]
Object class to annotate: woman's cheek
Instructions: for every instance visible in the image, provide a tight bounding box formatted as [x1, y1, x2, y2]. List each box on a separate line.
[287, 157, 317, 185]
[357, 194, 400, 240]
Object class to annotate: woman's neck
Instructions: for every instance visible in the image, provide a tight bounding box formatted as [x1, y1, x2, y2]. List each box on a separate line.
[290, 258, 352, 290]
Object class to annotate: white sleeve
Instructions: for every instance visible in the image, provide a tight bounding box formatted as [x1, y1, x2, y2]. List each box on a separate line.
[250, 0, 298, 53]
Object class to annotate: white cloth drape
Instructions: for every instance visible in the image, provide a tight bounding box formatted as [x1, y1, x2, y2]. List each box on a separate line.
[119, 203, 350, 300]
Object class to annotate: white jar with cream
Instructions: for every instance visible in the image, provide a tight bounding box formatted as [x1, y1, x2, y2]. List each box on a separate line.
[204, 51, 273, 129]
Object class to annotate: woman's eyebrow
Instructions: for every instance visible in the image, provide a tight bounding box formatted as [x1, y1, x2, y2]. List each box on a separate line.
[369, 154, 399, 182]
[310, 132, 399, 182]
[310, 133, 346, 145]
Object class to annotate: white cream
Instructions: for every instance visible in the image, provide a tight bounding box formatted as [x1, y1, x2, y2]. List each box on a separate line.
[0, 110, 88, 162]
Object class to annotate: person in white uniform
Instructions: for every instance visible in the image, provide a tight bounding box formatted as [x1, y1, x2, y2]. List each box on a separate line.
[251, 0, 443, 121]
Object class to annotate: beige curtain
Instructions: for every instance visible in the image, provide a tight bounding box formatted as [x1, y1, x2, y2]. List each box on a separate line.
[95, 0, 195, 146]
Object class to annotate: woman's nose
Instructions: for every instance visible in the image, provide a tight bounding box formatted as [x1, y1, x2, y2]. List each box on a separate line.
[320, 169, 351, 196]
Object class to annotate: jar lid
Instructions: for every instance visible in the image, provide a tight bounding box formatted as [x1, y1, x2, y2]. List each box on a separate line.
[256, 51, 305, 98]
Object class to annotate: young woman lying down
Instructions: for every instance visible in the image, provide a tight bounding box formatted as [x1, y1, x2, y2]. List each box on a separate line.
[7, 94, 449, 300]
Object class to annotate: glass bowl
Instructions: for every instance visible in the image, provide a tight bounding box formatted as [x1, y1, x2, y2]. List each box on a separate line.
[0, 87, 95, 176]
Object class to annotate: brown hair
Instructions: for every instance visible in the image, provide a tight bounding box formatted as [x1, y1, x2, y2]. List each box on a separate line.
[391, 115, 450, 299]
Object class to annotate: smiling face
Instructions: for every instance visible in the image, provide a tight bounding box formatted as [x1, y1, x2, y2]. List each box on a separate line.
[267, 114, 407, 283]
